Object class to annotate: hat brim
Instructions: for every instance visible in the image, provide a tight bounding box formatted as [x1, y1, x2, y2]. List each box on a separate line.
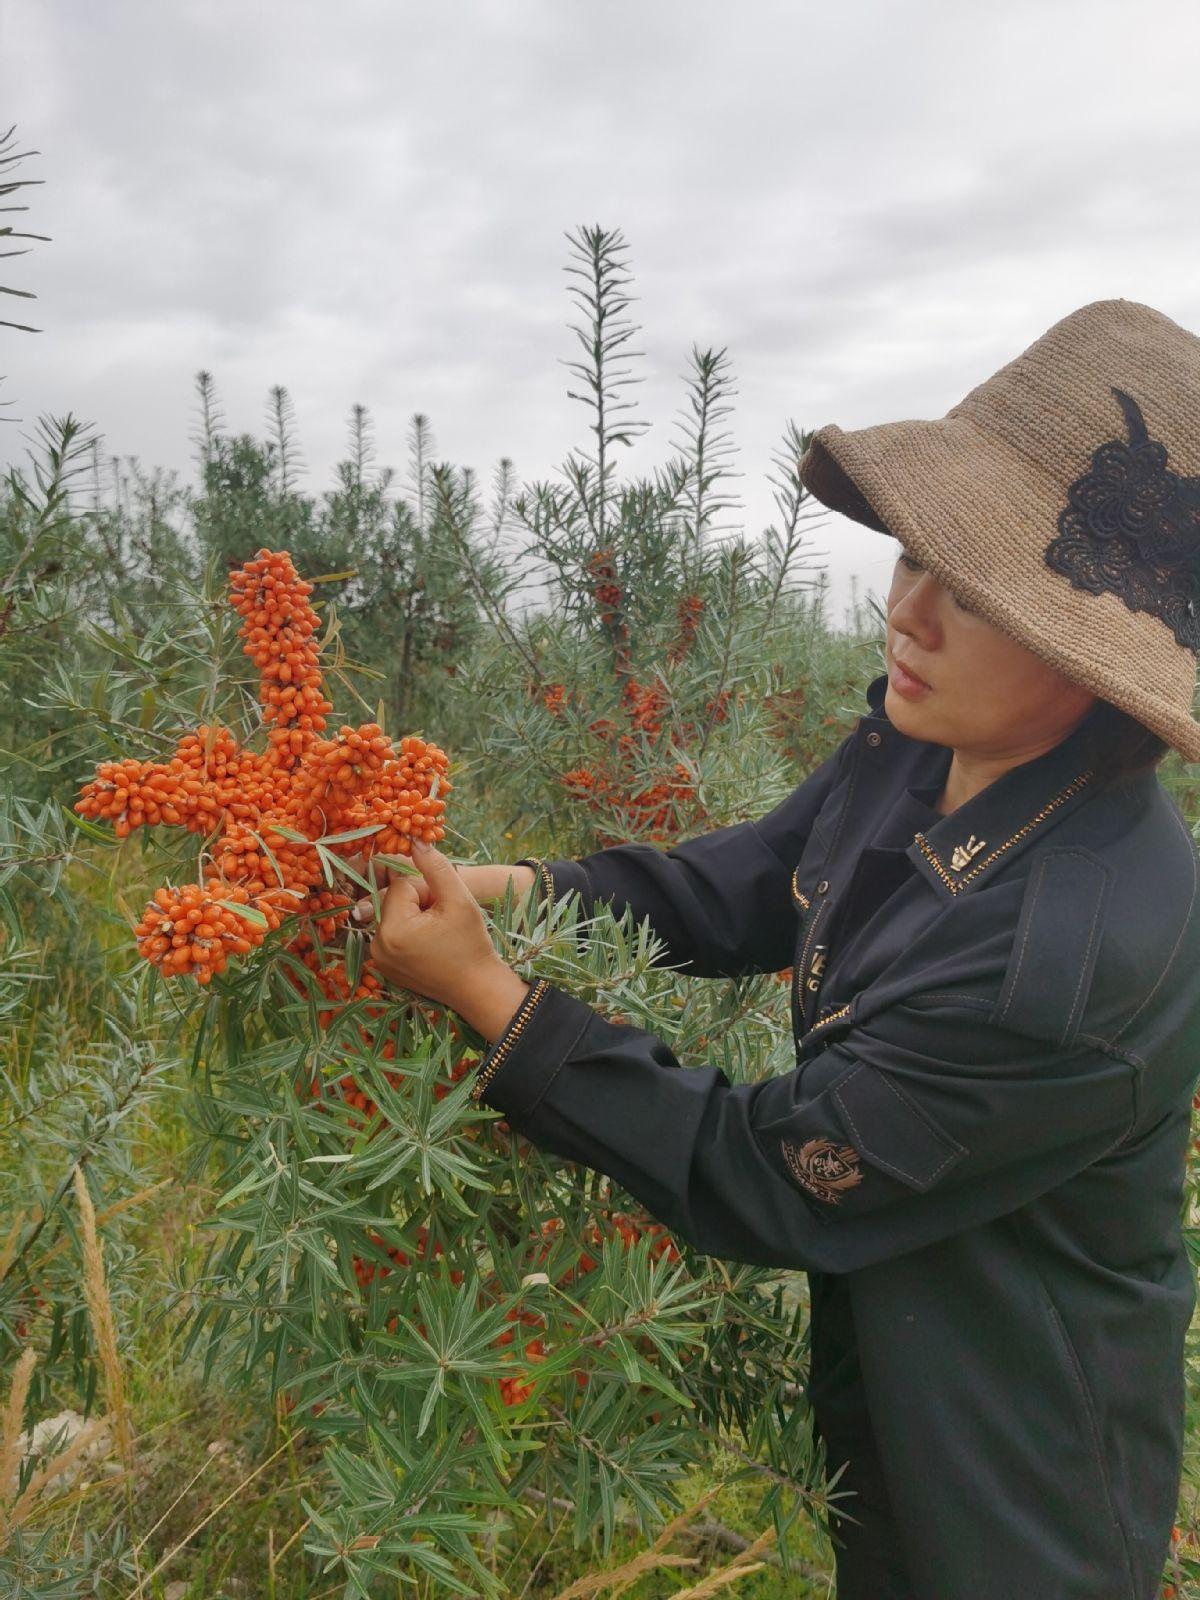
[798, 416, 1200, 764]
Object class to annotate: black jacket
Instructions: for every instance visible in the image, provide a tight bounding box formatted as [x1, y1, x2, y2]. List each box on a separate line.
[469, 669, 1200, 1599]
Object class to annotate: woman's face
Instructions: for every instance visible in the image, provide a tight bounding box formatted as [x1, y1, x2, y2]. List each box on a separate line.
[884, 547, 1097, 756]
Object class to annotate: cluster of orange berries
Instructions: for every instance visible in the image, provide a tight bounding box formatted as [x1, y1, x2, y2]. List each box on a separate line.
[78, 726, 265, 841]
[622, 677, 668, 737]
[561, 756, 698, 847]
[668, 592, 705, 664]
[551, 673, 730, 844]
[593, 681, 732, 756]
[496, 1307, 553, 1406]
[229, 550, 332, 756]
[587, 548, 623, 628]
[309, 1053, 478, 1131]
[132, 881, 270, 980]
[75, 549, 451, 986]
[351, 1228, 466, 1292]
[541, 682, 569, 717]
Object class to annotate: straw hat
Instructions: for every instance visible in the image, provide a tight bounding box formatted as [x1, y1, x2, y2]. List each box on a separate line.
[797, 298, 1200, 762]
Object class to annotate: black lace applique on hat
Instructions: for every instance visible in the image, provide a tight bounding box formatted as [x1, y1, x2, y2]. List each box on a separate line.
[1043, 387, 1200, 652]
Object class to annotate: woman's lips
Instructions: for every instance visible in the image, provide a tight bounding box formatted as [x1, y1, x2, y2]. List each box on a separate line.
[890, 657, 932, 697]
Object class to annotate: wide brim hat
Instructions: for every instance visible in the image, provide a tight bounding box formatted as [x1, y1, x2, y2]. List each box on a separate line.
[797, 298, 1200, 762]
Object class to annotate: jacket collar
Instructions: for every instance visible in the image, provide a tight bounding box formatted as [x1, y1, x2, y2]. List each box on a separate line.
[859, 670, 1149, 899]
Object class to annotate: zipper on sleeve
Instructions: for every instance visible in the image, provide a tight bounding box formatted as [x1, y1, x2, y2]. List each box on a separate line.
[469, 978, 552, 1102]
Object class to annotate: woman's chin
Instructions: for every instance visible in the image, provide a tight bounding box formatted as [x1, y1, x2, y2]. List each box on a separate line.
[884, 682, 941, 736]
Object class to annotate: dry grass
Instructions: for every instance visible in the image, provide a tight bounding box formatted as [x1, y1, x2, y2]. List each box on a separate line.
[0, 1346, 37, 1533]
[0, 1168, 132, 1552]
[546, 1483, 780, 1600]
[73, 1163, 134, 1470]
[668, 1525, 777, 1598]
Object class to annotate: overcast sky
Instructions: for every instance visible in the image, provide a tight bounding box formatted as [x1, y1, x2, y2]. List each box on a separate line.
[3, 0, 1200, 629]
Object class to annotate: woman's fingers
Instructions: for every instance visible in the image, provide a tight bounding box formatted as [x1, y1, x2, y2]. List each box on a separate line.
[340, 850, 392, 889]
[351, 870, 433, 927]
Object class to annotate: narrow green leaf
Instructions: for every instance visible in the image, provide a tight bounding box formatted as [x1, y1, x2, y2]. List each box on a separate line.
[317, 823, 383, 846]
[416, 1366, 446, 1438]
[314, 840, 335, 888]
[373, 853, 422, 878]
[62, 804, 112, 844]
[345, 928, 364, 991]
[218, 899, 268, 929]
[266, 822, 310, 843]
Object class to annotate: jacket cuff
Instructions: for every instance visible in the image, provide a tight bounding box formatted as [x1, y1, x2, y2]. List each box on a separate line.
[516, 856, 593, 914]
[468, 978, 596, 1117]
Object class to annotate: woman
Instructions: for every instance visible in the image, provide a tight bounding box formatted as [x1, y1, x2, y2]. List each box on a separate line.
[352, 298, 1200, 1598]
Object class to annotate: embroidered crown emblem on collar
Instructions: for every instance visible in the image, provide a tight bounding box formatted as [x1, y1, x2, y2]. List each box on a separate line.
[949, 834, 987, 871]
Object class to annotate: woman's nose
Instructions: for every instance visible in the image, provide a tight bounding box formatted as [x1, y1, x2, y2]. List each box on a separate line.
[891, 575, 943, 635]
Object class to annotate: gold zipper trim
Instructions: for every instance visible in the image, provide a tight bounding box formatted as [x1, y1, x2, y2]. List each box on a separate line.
[796, 897, 828, 984]
[469, 978, 552, 1102]
[790, 864, 810, 910]
[914, 771, 1094, 894]
[520, 858, 556, 904]
[803, 1001, 853, 1041]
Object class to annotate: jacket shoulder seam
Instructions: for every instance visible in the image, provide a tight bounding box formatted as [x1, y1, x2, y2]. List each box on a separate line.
[903, 992, 1147, 1071]
[1107, 803, 1198, 1049]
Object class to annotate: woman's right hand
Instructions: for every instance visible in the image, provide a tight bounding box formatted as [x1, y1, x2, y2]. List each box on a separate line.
[337, 853, 537, 909]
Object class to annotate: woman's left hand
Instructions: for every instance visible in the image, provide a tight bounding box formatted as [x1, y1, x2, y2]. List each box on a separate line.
[352, 841, 507, 1015]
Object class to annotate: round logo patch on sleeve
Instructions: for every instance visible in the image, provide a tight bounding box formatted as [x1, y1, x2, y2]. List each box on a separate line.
[781, 1137, 863, 1205]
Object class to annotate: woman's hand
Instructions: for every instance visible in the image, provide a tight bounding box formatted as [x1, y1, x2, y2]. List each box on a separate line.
[341, 853, 537, 905]
[352, 841, 533, 1041]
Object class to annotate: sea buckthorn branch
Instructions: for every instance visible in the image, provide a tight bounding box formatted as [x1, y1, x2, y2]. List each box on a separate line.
[537, 671, 739, 847]
[72, 548, 479, 1311]
[74, 548, 451, 987]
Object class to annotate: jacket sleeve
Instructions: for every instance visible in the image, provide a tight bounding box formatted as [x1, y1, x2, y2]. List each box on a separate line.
[469, 978, 1141, 1274]
[513, 733, 855, 978]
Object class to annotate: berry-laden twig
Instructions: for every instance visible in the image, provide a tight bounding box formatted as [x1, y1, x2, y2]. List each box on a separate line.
[74, 548, 452, 985]
[559, 677, 739, 846]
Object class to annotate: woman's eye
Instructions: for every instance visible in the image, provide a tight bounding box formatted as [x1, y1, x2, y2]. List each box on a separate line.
[898, 551, 978, 615]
